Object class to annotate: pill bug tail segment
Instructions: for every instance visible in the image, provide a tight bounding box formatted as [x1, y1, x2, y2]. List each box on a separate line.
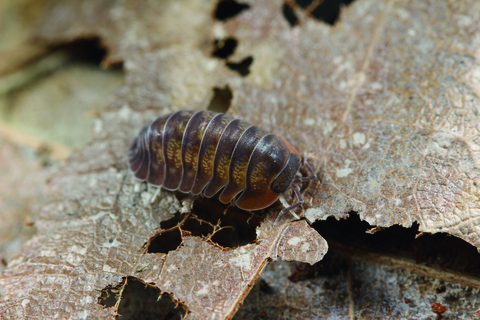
[128, 125, 151, 180]
[146, 116, 170, 186]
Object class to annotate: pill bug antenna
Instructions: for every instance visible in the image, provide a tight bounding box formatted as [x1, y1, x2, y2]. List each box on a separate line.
[293, 159, 317, 184]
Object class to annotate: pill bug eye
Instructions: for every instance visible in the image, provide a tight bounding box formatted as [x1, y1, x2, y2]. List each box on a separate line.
[270, 153, 301, 193]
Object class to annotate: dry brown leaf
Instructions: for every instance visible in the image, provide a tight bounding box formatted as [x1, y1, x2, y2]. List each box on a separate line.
[1, 0, 480, 318]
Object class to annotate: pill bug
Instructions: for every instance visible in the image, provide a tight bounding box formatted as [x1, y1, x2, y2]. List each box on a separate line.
[128, 110, 316, 216]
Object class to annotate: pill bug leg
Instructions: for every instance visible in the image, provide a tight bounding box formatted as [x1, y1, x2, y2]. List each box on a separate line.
[274, 161, 317, 224]
[274, 185, 304, 225]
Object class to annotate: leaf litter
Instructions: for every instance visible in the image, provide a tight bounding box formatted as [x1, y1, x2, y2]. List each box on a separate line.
[1, 0, 480, 318]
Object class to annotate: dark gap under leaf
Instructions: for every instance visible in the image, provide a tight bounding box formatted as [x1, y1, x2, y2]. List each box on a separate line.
[258, 279, 275, 294]
[99, 277, 187, 319]
[288, 250, 349, 282]
[312, 212, 480, 277]
[212, 38, 238, 59]
[214, 0, 251, 21]
[282, 3, 299, 27]
[173, 190, 190, 202]
[207, 85, 233, 113]
[237, 252, 350, 318]
[226, 56, 253, 76]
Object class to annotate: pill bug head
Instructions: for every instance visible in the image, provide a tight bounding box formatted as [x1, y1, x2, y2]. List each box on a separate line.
[270, 134, 302, 193]
[270, 153, 301, 193]
[235, 134, 302, 211]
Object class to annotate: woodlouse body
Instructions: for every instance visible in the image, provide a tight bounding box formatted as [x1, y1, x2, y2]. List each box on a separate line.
[128, 110, 315, 213]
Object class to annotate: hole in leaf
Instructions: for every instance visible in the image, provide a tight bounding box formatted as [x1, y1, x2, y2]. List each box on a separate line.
[226, 56, 253, 76]
[212, 38, 253, 76]
[282, 3, 299, 27]
[99, 282, 121, 308]
[53, 38, 107, 66]
[212, 38, 238, 59]
[192, 198, 260, 248]
[310, 0, 353, 25]
[50, 38, 122, 69]
[311, 212, 480, 277]
[295, 0, 314, 9]
[207, 85, 233, 113]
[119, 280, 187, 319]
[285, 0, 356, 26]
[214, 0, 251, 21]
[99, 278, 187, 319]
[182, 216, 215, 238]
[159, 212, 185, 230]
[147, 228, 183, 254]
[147, 197, 261, 252]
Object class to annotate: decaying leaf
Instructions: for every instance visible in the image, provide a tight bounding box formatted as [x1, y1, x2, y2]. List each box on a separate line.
[276, 220, 327, 264]
[1, 0, 480, 318]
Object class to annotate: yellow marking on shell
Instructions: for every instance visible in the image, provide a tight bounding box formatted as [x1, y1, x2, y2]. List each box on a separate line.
[238, 122, 250, 132]
[233, 157, 248, 185]
[218, 153, 231, 180]
[202, 144, 216, 176]
[185, 144, 199, 169]
[153, 141, 164, 163]
[167, 138, 182, 169]
[250, 162, 268, 190]
[255, 128, 267, 139]
[222, 117, 231, 125]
